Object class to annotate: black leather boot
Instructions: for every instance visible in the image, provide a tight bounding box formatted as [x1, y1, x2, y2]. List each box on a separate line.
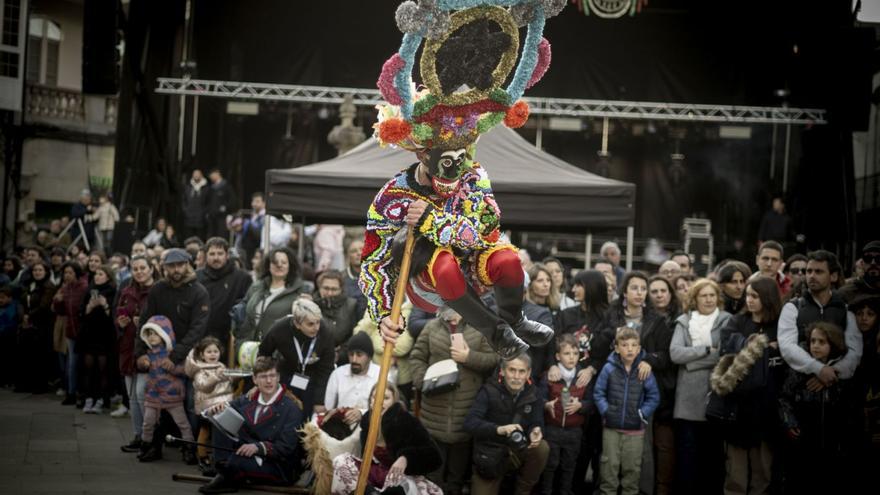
[199, 474, 238, 494]
[182, 444, 198, 465]
[495, 285, 555, 347]
[120, 435, 142, 453]
[445, 286, 529, 360]
[137, 443, 162, 462]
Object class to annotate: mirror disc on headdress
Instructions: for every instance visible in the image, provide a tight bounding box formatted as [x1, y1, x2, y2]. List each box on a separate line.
[420, 6, 519, 107]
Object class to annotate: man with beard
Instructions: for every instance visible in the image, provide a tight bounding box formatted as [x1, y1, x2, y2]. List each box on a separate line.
[322, 332, 380, 427]
[314, 270, 359, 363]
[839, 240, 880, 304]
[136, 248, 210, 463]
[778, 250, 862, 389]
[197, 238, 252, 361]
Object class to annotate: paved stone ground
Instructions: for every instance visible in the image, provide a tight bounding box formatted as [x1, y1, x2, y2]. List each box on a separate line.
[0, 388, 267, 494]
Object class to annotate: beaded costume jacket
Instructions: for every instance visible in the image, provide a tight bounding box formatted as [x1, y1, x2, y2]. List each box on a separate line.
[359, 162, 503, 323]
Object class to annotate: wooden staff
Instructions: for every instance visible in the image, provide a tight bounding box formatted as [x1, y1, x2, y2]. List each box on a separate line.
[355, 226, 415, 495]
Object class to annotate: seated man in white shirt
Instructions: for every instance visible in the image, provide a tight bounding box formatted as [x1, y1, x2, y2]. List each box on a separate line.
[322, 332, 380, 427]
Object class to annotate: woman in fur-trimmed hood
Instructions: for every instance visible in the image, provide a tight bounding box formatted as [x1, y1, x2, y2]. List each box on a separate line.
[714, 277, 783, 495]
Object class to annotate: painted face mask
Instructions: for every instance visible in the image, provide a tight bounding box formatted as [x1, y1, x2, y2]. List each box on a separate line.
[421, 147, 469, 198]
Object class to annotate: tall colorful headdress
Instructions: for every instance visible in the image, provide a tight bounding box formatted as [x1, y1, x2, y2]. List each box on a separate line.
[375, 0, 566, 151]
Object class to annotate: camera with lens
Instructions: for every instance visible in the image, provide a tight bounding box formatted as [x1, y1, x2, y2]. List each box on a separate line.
[508, 430, 529, 451]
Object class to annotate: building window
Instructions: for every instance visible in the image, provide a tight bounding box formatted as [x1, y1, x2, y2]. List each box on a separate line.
[27, 17, 61, 86]
[1, 0, 21, 47]
[0, 50, 18, 76]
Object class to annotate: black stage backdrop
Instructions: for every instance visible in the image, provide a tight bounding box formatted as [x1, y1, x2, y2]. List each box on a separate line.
[114, 0, 870, 251]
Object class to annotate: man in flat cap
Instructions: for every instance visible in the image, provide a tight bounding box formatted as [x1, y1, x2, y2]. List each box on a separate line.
[135, 248, 211, 463]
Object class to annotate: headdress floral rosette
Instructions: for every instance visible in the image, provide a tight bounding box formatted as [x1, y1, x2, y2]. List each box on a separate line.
[375, 0, 565, 152]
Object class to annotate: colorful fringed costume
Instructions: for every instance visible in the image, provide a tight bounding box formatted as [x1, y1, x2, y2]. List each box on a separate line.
[359, 0, 566, 359]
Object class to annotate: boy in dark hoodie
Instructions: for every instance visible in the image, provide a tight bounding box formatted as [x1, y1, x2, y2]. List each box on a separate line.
[593, 327, 660, 495]
[540, 333, 591, 495]
[137, 315, 195, 462]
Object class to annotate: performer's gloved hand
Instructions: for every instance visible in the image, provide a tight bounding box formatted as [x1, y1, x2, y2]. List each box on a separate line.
[405, 200, 429, 227]
[380, 316, 405, 345]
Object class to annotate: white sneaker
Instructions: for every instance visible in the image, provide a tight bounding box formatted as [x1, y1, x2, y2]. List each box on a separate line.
[82, 398, 95, 414]
[55, 388, 66, 397]
[110, 404, 128, 418]
[92, 399, 105, 414]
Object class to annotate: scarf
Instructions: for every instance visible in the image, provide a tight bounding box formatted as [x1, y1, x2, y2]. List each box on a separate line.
[559, 364, 577, 386]
[190, 177, 207, 193]
[688, 308, 719, 347]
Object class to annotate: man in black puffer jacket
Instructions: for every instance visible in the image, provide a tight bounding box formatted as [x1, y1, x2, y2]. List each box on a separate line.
[135, 248, 210, 463]
[197, 237, 252, 361]
[136, 249, 210, 365]
[464, 354, 549, 495]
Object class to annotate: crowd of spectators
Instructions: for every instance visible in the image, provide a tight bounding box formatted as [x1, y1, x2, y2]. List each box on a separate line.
[1, 183, 879, 495]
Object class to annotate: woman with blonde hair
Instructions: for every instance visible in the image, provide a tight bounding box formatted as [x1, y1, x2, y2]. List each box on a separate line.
[670, 278, 732, 495]
[527, 263, 561, 315]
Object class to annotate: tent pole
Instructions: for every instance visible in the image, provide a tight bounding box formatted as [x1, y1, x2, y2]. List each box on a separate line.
[536, 115, 543, 150]
[584, 231, 592, 269]
[298, 217, 306, 266]
[782, 123, 791, 193]
[770, 123, 777, 179]
[264, 212, 271, 251]
[625, 226, 634, 272]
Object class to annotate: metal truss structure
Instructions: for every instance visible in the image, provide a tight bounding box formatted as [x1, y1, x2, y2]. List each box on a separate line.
[156, 77, 827, 125]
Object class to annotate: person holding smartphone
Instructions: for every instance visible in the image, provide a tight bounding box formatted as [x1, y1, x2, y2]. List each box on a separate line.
[410, 306, 499, 494]
[79, 264, 117, 414]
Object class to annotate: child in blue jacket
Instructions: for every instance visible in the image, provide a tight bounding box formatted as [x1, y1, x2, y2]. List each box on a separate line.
[594, 327, 660, 495]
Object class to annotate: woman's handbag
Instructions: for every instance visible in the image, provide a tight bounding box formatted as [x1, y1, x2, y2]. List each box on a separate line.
[420, 359, 459, 397]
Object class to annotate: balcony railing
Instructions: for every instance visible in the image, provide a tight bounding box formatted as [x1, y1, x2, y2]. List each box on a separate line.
[25, 83, 118, 130]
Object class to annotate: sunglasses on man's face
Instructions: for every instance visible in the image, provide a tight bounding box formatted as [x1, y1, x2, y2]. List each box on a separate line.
[789, 268, 807, 275]
[864, 253, 880, 265]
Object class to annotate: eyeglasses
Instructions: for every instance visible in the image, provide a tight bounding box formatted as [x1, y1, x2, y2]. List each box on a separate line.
[864, 254, 880, 265]
[789, 268, 807, 275]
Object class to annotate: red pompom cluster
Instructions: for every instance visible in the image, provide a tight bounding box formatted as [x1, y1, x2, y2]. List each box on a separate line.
[504, 101, 530, 128]
[378, 118, 412, 143]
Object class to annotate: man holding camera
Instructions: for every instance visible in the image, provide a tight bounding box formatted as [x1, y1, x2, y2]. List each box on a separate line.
[463, 355, 549, 495]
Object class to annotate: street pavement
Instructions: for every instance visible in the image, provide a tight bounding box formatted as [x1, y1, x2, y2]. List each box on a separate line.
[0, 388, 265, 494]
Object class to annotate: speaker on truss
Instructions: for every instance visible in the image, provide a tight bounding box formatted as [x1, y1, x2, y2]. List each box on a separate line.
[82, 0, 118, 94]
[682, 217, 714, 277]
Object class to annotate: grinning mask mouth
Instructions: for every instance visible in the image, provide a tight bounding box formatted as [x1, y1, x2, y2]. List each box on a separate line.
[421, 148, 469, 197]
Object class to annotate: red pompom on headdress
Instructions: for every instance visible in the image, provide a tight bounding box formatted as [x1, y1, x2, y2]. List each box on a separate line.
[377, 118, 413, 144]
[504, 101, 530, 129]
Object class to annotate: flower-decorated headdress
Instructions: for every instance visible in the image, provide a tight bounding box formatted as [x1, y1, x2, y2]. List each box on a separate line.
[375, 0, 565, 152]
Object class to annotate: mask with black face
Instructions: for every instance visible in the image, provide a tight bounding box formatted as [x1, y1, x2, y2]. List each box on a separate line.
[419, 147, 469, 198]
